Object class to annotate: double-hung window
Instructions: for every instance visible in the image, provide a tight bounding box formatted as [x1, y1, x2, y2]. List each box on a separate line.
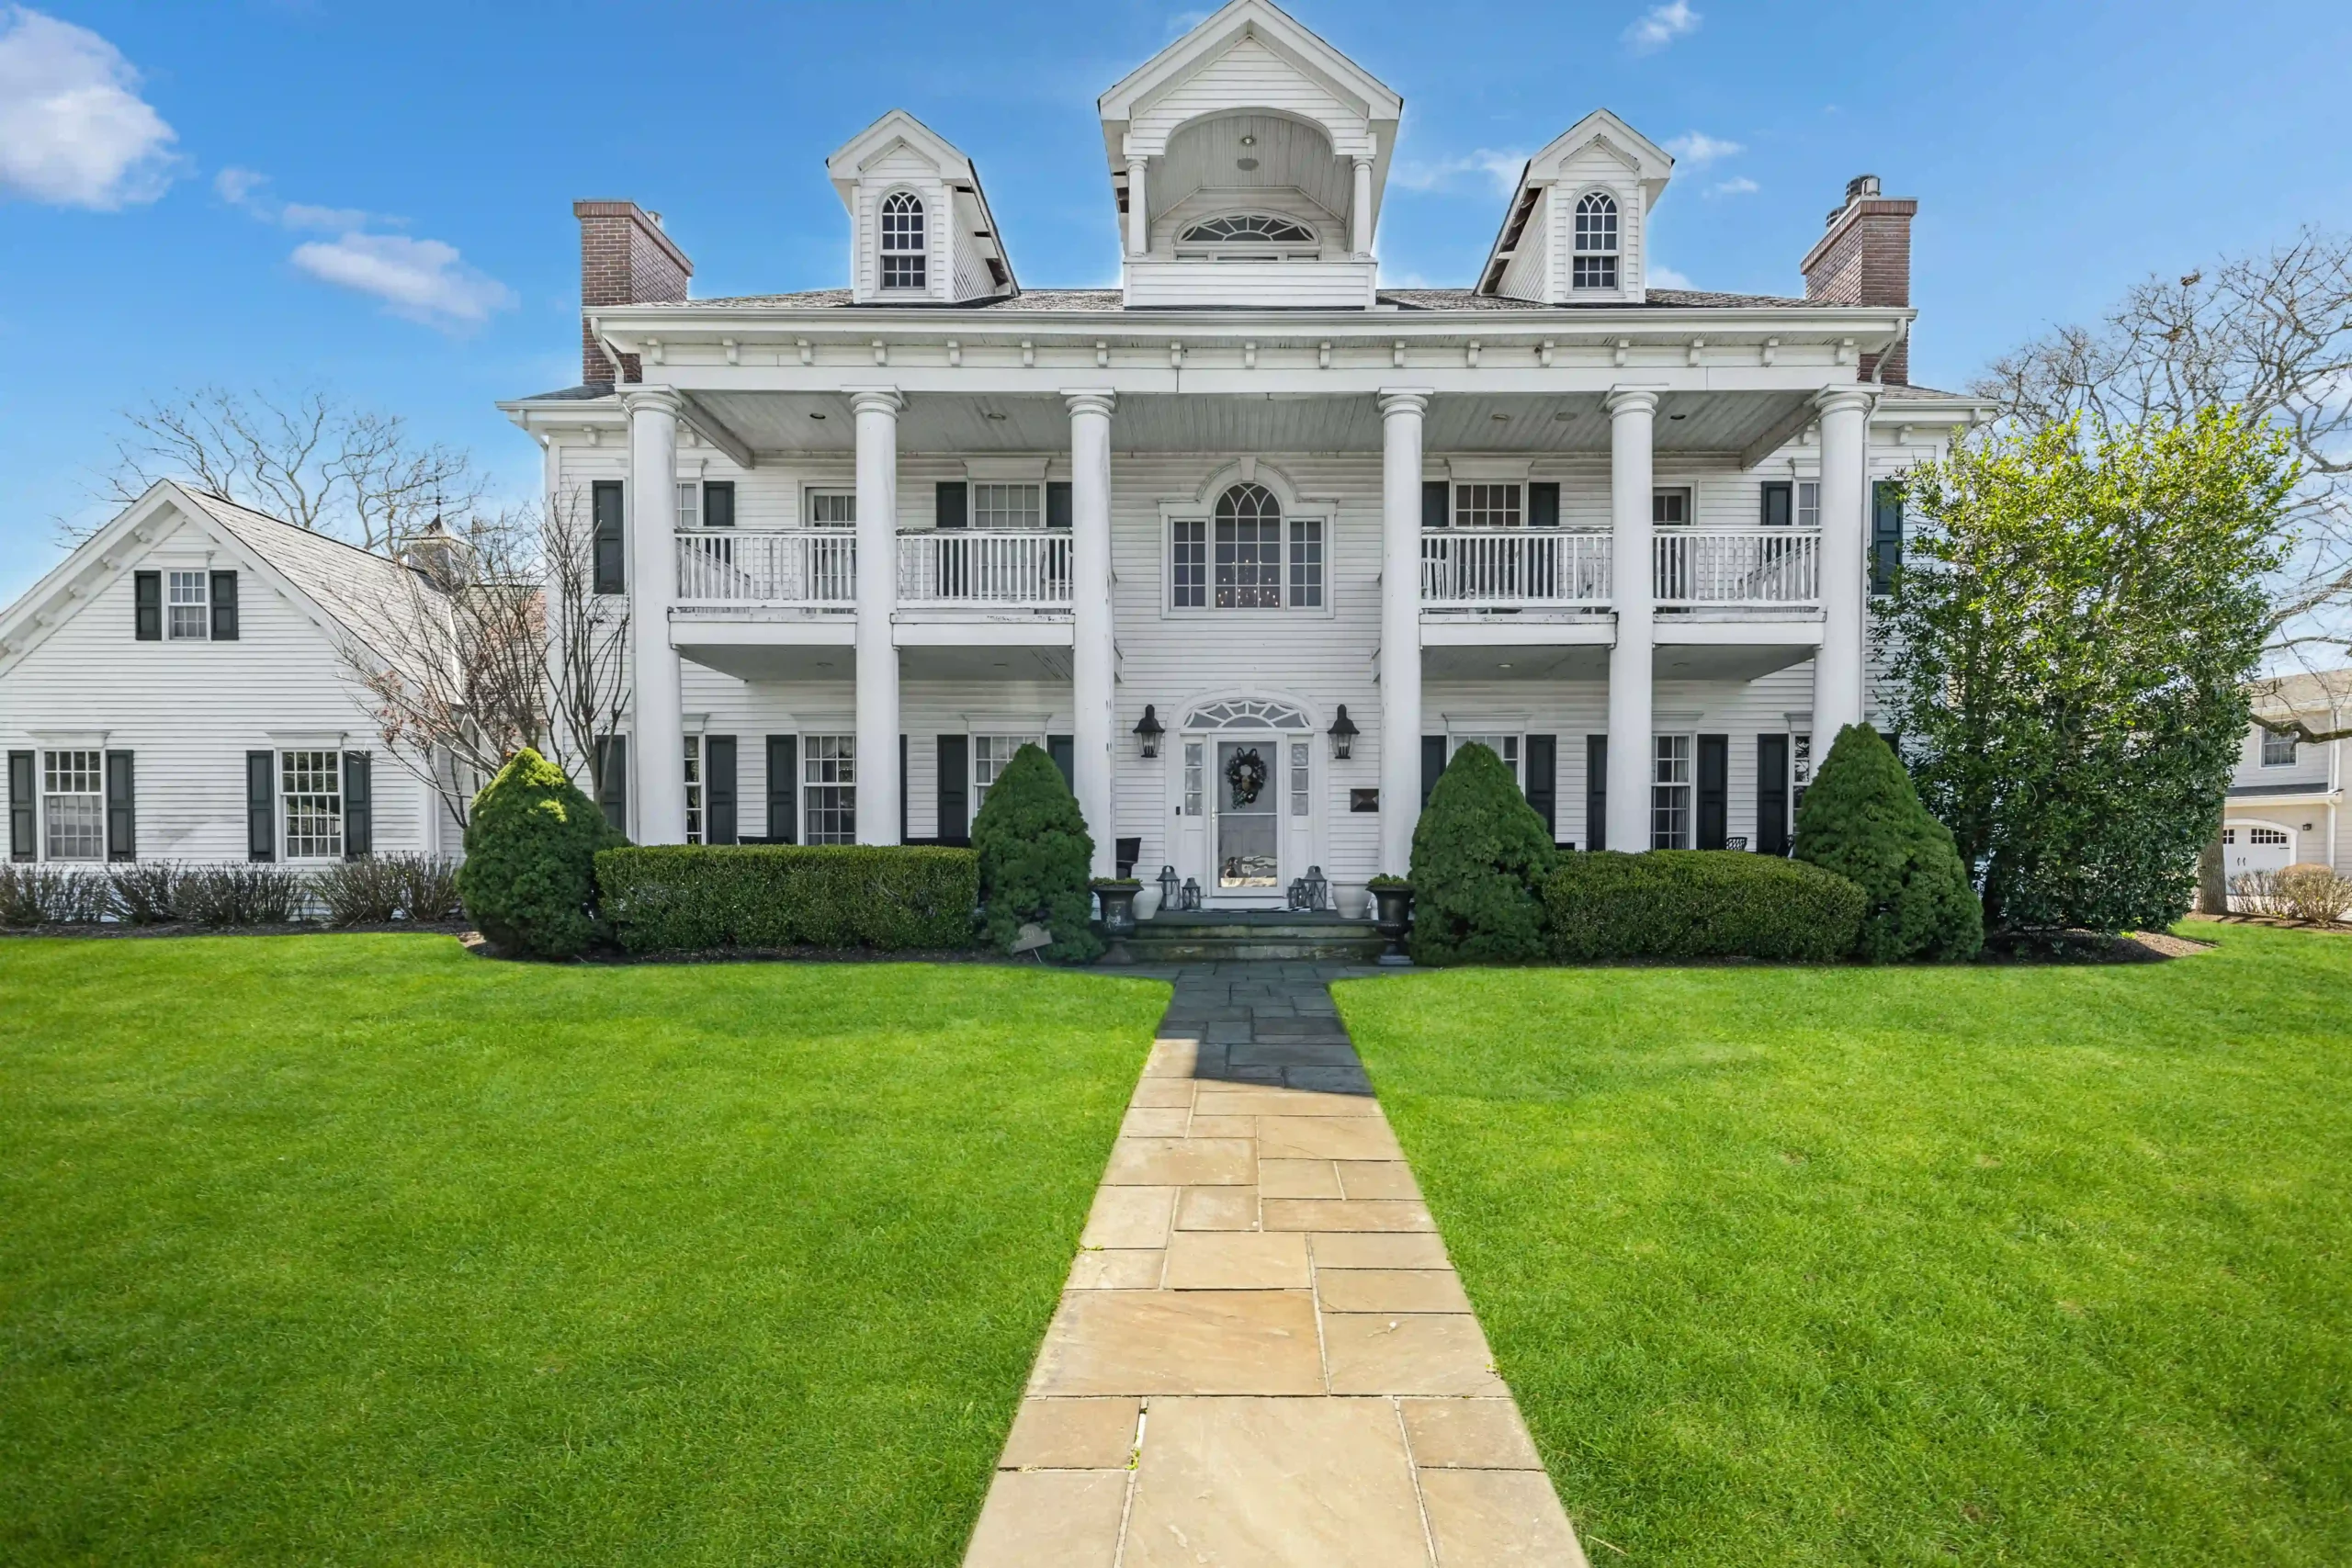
[2261, 730, 2298, 767]
[801, 735, 855, 845]
[168, 570, 209, 639]
[879, 191, 926, 290]
[1797, 481, 1821, 530]
[281, 750, 344, 861]
[42, 750, 104, 862]
[972, 735, 1041, 816]
[1172, 483, 1324, 610]
[972, 484, 1042, 529]
[1572, 192, 1620, 290]
[1454, 484, 1521, 528]
[807, 490, 856, 527]
[1652, 735, 1692, 849]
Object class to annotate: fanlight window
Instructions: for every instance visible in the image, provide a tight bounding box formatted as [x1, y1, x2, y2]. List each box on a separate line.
[1573, 192, 1619, 290]
[879, 190, 926, 289]
[1176, 213, 1319, 261]
[1184, 699, 1313, 731]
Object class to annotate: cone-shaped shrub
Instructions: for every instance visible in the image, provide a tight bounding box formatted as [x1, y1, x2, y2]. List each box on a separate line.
[1794, 724, 1983, 962]
[457, 748, 622, 958]
[1407, 741, 1557, 964]
[971, 742, 1102, 962]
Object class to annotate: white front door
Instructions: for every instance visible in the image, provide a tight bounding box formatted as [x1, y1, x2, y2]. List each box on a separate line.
[1211, 736, 1283, 904]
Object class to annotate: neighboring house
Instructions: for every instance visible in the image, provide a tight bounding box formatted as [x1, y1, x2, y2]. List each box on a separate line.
[0, 480, 454, 870]
[2223, 671, 2351, 883]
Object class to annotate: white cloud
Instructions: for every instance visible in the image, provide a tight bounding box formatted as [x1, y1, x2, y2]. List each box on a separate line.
[1649, 265, 1693, 289]
[214, 166, 378, 231]
[1663, 130, 1742, 166]
[1709, 176, 1760, 197]
[290, 232, 515, 329]
[1624, 1, 1701, 53]
[0, 7, 177, 209]
[1390, 148, 1527, 197]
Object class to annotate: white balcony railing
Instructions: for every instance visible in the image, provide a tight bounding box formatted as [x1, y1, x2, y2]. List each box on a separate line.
[1419, 528, 1611, 608]
[674, 529, 854, 606]
[1652, 530, 1820, 606]
[898, 529, 1073, 608]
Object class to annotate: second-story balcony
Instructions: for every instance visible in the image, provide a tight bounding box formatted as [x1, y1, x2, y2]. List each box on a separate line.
[1419, 528, 1819, 611]
[898, 529, 1072, 610]
[673, 528, 1075, 613]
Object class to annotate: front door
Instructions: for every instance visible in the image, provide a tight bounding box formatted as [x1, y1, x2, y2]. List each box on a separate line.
[1213, 738, 1282, 904]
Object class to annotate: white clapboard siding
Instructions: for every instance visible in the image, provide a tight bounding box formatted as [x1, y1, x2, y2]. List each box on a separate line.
[1129, 36, 1365, 152]
[1498, 187, 1551, 302]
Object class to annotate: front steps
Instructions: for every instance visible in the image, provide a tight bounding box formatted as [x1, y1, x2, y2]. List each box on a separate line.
[1108, 909, 1390, 964]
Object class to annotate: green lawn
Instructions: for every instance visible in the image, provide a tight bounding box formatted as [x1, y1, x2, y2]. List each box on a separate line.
[0, 936, 1165, 1567]
[1337, 924, 2352, 1566]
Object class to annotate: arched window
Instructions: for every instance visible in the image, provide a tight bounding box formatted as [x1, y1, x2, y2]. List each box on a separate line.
[1573, 192, 1619, 290]
[879, 191, 926, 290]
[1175, 213, 1320, 261]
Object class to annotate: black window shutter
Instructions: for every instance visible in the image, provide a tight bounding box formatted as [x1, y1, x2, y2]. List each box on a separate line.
[593, 480, 626, 594]
[703, 481, 736, 529]
[707, 735, 738, 843]
[596, 734, 628, 835]
[1586, 735, 1608, 852]
[343, 751, 372, 858]
[1528, 482, 1560, 529]
[107, 752, 138, 860]
[1046, 481, 1073, 530]
[134, 571, 162, 640]
[1421, 480, 1449, 529]
[1047, 735, 1074, 790]
[899, 734, 909, 843]
[1761, 481, 1792, 527]
[765, 735, 797, 843]
[1757, 734, 1790, 855]
[209, 570, 239, 641]
[1525, 734, 1557, 838]
[1421, 735, 1447, 807]
[8, 750, 34, 862]
[246, 750, 276, 862]
[1696, 735, 1728, 851]
[937, 734, 968, 845]
[1871, 480, 1905, 594]
[935, 481, 967, 529]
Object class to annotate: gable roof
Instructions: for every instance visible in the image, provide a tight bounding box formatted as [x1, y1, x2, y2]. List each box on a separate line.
[824, 107, 1018, 295]
[1477, 109, 1678, 298]
[1097, 0, 1402, 164]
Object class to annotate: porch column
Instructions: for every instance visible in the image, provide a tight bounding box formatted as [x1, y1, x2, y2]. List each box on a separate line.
[1378, 389, 1430, 876]
[851, 388, 903, 845]
[1126, 159, 1148, 257]
[1351, 155, 1375, 257]
[1813, 386, 1875, 742]
[1066, 389, 1118, 878]
[1605, 387, 1658, 852]
[623, 385, 685, 844]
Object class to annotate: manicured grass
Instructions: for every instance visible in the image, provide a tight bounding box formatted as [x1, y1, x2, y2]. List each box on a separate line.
[0, 936, 1166, 1566]
[1336, 925, 2352, 1566]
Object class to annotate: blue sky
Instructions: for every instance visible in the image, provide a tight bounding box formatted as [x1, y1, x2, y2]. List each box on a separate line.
[4, 0, 2350, 600]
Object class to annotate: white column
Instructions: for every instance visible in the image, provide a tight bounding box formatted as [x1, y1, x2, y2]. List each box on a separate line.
[1605, 387, 1658, 853]
[1351, 155, 1375, 258]
[851, 388, 903, 845]
[1378, 389, 1430, 876]
[1813, 386, 1875, 742]
[1066, 389, 1118, 878]
[1125, 159, 1148, 257]
[623, 386, 685, 844]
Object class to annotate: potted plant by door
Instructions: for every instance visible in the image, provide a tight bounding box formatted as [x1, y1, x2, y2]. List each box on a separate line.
[1367, 875, 1414, 965]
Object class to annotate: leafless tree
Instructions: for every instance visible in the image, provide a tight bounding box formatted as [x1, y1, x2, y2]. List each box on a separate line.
[84, 386, 486, 553]
[1974, 226, 2352, 739]
[537, 486, 631, 806]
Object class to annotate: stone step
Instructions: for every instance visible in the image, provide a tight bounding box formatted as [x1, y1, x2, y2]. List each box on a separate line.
[1109, 915, 1390, 964]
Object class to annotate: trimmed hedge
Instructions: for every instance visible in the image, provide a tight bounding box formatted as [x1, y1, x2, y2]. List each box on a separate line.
[458, 749, 620, 958]
[1795, 724, 1984, 963]
[1543, 850, 1866, 962]
[972, 743, 1102, 962]
[1408, 741, 1558, 964]
[597, 844, 979, 954]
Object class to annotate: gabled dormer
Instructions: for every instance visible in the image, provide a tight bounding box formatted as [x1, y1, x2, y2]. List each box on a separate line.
[825, 109, 1017, 306]
[1097, 0, 1400, 310]
[1477, 109, 1674, 306]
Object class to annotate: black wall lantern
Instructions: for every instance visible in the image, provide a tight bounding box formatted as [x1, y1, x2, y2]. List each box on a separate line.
[1328, 705, 1359, 761]
[1134, 704, 1165, 760]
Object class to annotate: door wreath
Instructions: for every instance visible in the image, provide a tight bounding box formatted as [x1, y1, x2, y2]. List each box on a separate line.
[1224, 746, 1268, 807]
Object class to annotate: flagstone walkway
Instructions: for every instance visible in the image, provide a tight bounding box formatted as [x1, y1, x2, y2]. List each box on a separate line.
[964, 963, 1588, 1567]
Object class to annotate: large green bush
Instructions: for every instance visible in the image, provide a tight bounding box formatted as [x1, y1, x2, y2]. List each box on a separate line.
[1407, 741, 1557, 964]
[597, 844, 979, 953]
[1795, 725, 1984, 962]
[457, 748, 620, 959]
[1543, 851, 1865, 962]
[971, 742, 1101, 962]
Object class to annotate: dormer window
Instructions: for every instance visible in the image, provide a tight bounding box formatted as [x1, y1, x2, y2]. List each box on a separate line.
[1176, 213, 1319, 261]
[879, 191, 926, 289]
[1573, 192, 1619, 290]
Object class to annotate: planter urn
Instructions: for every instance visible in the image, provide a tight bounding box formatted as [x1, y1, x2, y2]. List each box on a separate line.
[1092, 882, 1141, 937]
[1371, 884, 1414, 964]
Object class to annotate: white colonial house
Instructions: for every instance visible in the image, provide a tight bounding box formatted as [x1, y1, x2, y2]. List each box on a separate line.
[2222, 671, 2352, 883]
[497, 0, 1979, 911]
[0, 480, 450, 870]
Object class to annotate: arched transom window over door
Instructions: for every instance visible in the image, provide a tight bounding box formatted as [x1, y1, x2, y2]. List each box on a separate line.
[1573, 192, 1619, 290]
[880, 191, 926, 289]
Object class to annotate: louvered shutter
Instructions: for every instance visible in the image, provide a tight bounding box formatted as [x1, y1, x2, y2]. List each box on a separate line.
[1757, 735, 1790, 855]
[1585, 735, 1608, 852]
[1421, 735, 1446, 807]
[7, 751, 32, 862]
[936, 735, 968, 845]
[702, 481, 735, 529]
[765, 735, 797, 843]
[247, 750, 276, 862]
[935, 481, 967, 529]
[1528, 482, 1560, 529]
[106, 751, 136, 862]
[1421, 480, 1449, 530]
[1696, 735, 1728, 851]
[209, 571, 239, 640]
[596, 735, 628, 835]
[1046, 481, 1073, 530]
[592, 481, 625, 594]
[1047, 735, 1074, 790]
[1871, 481, 1905, 594]
[134, 571, 162, 640]
[899, 734, 909, 843]
[343, 751, 372, 858]
[1760, 481, 1792, 527]
[1525, 735, 1556, 839]
[707, 735, 737, 843]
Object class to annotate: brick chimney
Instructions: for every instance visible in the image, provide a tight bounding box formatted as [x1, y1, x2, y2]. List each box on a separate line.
[574, 200, 693, 387]
[1799, 175, 1917, 384]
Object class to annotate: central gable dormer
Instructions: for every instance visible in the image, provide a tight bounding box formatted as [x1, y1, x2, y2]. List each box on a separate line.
[827, 109, 1017, 306]
[1478, 109, 1674, 306]
[1098, 0, 1401, 309]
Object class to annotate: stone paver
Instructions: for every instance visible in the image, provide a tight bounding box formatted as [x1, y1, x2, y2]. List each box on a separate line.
[964, 963, 1588, 1567]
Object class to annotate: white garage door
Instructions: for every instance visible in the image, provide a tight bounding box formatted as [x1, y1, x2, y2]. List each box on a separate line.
[2223, 824, 2296, 908]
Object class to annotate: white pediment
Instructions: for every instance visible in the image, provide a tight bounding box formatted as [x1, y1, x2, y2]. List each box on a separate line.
[1100, 0, 1400, 163]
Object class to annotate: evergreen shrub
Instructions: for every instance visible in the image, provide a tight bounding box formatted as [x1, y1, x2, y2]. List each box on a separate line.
[972, 742, 1101, 961]
[457, 748, 620, 958]
[598, 844, 979, 953]
[1407, 741, 1557, 964]
[1794, 724, 1984, 962]
[1543, 851, 1864, 962]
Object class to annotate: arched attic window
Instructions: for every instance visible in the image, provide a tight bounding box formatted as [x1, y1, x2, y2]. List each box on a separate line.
[1176, 213, 1320, 261]
[1572, 192, 1619, 290]
[879, 190, 926, 289]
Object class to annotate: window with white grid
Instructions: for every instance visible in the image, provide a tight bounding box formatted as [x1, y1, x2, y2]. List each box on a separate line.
[1572, 192, 1619, 290]
[1792, 732, 1813, 814]
[879, 191, 926, 289]
[1288, 519, 1323, 607]
[1652, 735, 1692, 849]
[168, 570, 209, 639]
[801, 735, 855, 845]
[1214, 483, 1282, 609]
[1797, 482, 1820, 530]
[808, 490, 856, 527]
[972, 484, 1042, 530]
[1171, 519, 1207, 608]
[972, 735, 1042, 815]
[281, 750, 344, 861]
[1183, 740, 1204, 818]
[683, 736, 703, 845]
[676, 483, 701, 531]
[1451, 734, 1521, 787]
[2261, 730, 2298, 766]
[1290, 741, 1311, 817]
[1454, 484, 1521, 528]
[42, 750, 104, 862]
